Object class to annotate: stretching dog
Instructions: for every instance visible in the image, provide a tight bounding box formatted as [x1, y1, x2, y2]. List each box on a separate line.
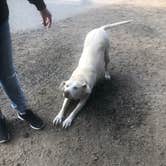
[53, 20, 132, 128]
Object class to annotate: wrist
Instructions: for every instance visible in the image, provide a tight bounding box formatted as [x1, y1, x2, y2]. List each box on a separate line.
[36, 1, 46, 11]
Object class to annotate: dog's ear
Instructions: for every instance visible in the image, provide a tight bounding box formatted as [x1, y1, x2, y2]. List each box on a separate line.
[82, 82, 91, 94]
[59, 81, 66, 90]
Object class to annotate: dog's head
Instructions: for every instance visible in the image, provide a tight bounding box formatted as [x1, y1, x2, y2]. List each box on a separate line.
[59, 80, 91, 100]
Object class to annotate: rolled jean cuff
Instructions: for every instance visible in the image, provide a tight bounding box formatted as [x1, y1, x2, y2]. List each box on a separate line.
[11, 103, 28, 114]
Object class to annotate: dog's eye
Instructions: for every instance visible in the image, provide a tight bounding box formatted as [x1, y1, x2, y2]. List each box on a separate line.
[73, 86, 78, 90]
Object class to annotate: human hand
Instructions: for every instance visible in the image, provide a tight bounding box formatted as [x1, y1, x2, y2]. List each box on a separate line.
[40, 8, 52, 28]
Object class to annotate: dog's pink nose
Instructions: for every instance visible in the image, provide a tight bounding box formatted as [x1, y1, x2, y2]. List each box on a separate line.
[64, 91, 70, 98]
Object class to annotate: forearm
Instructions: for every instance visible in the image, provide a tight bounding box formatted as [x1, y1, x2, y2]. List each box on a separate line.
[27, 0, 46, 10]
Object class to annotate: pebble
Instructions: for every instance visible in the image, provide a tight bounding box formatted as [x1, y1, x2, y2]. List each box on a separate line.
[23, 132, 30, 138]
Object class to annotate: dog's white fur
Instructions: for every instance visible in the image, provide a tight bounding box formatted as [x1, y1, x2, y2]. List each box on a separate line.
[53, 20, 132, 128]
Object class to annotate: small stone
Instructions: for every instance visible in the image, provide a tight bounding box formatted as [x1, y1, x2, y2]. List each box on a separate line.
[2, 159, 6, 165]
[16, 163, 21, 166]
[130, 125, 134, 129]
[93, 156, 99, 161]
[160, 151, 165, 156]
[92, 154, 99, 161]
[23, 132, 30, 138]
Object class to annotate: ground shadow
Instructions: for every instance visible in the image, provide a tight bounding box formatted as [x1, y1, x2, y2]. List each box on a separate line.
[79, 72, 149, 139]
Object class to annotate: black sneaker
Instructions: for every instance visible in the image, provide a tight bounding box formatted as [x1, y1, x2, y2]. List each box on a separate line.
[17, 109, 45, 130]
[0, 114, 10, 143]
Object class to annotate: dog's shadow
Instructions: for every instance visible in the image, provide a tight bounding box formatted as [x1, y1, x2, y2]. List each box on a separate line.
[8, 73, 149, 141]
[78, 73, 149, 138]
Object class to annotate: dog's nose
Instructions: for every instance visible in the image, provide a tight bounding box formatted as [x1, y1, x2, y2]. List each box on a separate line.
[64, 91, 70, 98]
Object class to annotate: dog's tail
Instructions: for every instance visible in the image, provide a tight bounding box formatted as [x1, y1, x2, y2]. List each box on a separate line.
[100, 20, 132, 30]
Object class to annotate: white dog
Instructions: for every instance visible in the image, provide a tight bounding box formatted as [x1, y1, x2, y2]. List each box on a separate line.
[53, 20, 132, 128]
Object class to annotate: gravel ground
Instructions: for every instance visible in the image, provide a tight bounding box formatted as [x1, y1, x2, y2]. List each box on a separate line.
[0, 1, 166, 166]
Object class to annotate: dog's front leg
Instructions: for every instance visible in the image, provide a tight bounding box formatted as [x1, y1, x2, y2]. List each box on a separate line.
[53, 98, 70, 125]
[62, 97, 88, 128]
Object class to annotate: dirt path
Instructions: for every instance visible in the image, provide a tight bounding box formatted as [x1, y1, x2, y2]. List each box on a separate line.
[0, 1, 166, 166]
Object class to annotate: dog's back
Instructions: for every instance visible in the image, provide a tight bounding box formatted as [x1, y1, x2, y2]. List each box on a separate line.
[78, 28, 109, 73]
[78, 20, 132, 72]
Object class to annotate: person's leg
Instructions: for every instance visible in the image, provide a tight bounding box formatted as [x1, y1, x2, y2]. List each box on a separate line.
[0, 20, 28, 114]
[0, 20, 44, 130]
[0, 109, 9, 143]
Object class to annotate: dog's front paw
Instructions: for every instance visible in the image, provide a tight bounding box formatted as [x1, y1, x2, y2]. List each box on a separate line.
[105, 72, 111, 80]
[62, 117, 73, 128]
[53, 114, 63, 126]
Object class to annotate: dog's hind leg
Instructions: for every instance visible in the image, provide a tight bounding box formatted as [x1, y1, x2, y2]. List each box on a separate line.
[104, 46, 111, 80]
[53, 98, 70, 125]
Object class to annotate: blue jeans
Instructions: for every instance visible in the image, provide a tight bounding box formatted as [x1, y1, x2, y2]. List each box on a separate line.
[0, 20, 27, 114]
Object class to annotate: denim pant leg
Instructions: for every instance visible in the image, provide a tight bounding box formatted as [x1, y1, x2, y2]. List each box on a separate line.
[0, 20, 28, 114]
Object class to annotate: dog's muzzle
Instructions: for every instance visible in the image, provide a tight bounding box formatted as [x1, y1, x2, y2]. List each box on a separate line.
[64, 91, 71, 98]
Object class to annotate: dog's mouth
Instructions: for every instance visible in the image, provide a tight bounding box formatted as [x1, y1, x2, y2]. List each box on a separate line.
[63, 91, 73, 99]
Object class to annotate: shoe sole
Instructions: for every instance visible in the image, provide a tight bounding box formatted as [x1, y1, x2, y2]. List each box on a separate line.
[0, 140, 8, 144]
[17, 113, 45, 130]
[0, 134, 10, 144]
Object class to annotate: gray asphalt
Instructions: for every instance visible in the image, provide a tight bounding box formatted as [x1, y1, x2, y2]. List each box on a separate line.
[0, 2, 166, 166]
